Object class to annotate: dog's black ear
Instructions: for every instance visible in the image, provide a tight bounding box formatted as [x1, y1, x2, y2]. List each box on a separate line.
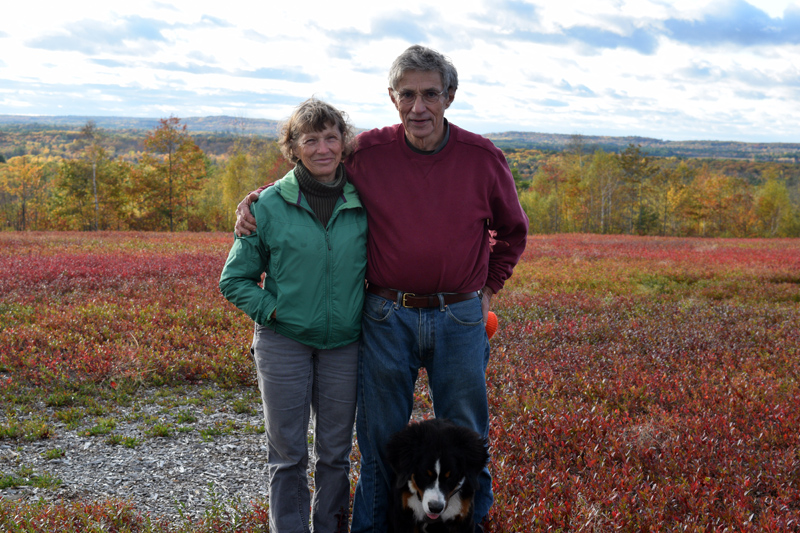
[385, 424, 422, 487]
[451, 424, 490, 473]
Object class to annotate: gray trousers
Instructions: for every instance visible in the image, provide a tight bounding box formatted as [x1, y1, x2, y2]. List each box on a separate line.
[252, 325, 358, 533]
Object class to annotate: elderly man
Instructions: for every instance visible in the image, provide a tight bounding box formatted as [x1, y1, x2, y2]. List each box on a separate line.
[236, 45, 528, 532]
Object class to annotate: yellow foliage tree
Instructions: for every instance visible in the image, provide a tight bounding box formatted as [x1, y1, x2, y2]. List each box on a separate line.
[0, 156, 47, 230]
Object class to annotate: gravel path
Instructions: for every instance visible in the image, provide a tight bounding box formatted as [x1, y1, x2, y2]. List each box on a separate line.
[0, 384, 354, 523]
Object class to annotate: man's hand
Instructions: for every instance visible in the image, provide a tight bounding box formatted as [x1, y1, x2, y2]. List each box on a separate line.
[234, 191, 261, 237]
[480, 286, 493, 324]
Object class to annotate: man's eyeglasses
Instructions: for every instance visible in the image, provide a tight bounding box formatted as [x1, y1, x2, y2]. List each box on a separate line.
[394, 89, 446, 105]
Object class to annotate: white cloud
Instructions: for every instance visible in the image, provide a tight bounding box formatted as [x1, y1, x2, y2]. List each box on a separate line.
[1, 0, 799, 141]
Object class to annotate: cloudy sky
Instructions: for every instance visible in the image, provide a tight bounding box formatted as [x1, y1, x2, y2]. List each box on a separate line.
[1, 0, 799, 142]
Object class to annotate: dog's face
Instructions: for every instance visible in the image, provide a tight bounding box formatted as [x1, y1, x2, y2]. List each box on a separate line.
[404, 456, 469, 522]
[386, 419, 489, 526]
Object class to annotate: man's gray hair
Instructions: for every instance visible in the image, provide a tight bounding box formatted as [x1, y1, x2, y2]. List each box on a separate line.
[388, 45, 459, 92]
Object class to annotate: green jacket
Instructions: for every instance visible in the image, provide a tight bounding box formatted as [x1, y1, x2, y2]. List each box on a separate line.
[219, 168, 367, 349]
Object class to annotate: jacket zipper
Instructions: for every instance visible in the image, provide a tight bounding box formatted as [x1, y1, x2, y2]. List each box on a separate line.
[324, 229, 332, 346]
[296, 191, 350, 348]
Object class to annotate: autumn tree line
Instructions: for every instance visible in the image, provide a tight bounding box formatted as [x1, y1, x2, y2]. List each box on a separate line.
[1, 119, 798, 237]
[0, 118, 291, 232]
[511, 137, 800, 237]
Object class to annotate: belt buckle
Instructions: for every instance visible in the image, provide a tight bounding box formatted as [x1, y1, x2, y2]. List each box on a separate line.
[401, 292, 416, 308]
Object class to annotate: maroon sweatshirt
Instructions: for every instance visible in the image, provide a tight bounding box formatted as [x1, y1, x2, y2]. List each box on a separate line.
[345, 123, 528, 295]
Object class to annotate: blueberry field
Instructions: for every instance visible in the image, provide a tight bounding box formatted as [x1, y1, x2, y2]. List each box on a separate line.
[1, 232, 798, 531]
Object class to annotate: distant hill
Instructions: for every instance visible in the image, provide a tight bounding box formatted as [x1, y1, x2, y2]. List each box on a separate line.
[1, 115, 798, 161]
[484, 131, 800, 161]
[0, 114, 282, 137]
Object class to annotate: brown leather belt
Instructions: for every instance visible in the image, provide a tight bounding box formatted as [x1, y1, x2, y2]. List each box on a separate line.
[367, 284, 479, 308]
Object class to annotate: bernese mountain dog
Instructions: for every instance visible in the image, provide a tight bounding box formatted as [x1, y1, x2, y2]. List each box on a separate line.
[386, 418, 489, 533]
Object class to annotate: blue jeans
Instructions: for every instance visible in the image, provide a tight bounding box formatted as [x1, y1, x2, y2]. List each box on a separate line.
[252, 325, 358, 533]
[351, 293, 493, 532]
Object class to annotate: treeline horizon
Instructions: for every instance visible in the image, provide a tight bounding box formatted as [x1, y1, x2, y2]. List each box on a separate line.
[1, 118, 798, 237]
[3, 113, 800, 161]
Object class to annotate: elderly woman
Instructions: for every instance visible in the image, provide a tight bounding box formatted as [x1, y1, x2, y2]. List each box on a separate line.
[219, 98, 366, 533]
